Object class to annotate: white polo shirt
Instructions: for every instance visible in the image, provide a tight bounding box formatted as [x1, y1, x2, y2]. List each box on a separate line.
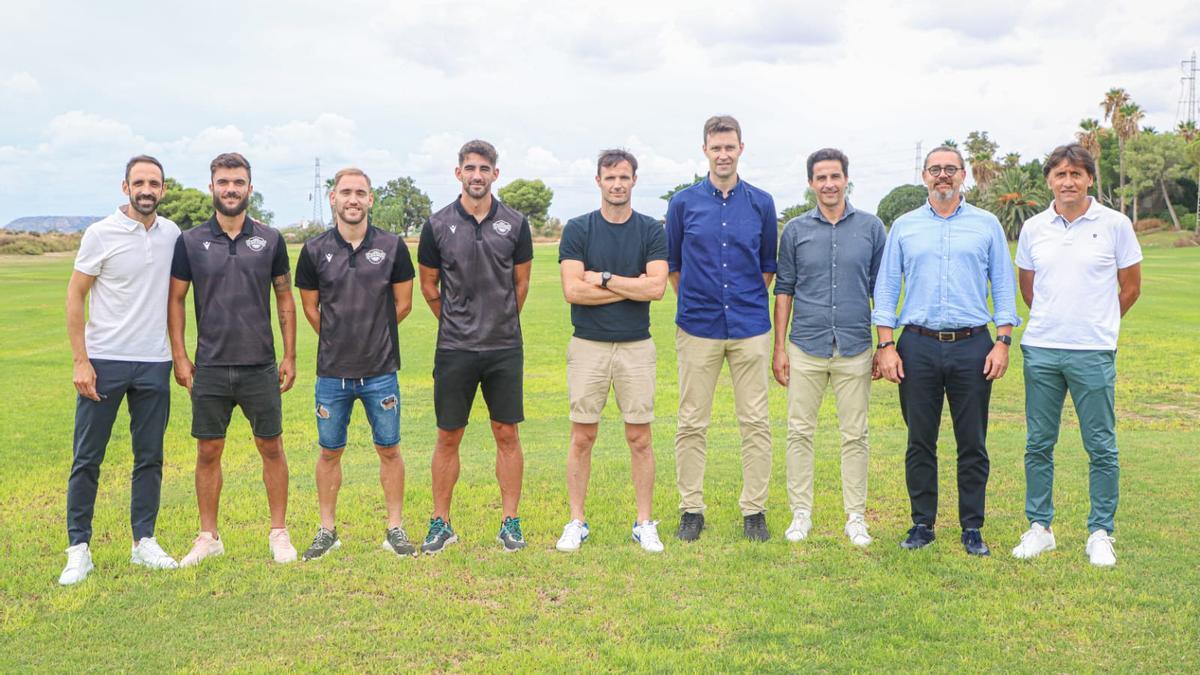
[1015, 198, 1142, 350]
[73, 207, 180, 361]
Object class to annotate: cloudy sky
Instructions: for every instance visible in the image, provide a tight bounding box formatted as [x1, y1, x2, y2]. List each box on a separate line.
[1, 0, 1197, 227]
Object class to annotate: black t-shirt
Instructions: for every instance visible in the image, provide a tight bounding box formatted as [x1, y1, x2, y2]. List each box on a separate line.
[417, 196, 533, 351]
[296, 226, 415, 378]
[558, 210, 668, 342]
[171, 217, 289, 366]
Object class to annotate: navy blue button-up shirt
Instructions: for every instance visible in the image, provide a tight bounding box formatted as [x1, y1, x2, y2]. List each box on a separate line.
[775, 201, 886, 358]
[666, 176, 778, 339]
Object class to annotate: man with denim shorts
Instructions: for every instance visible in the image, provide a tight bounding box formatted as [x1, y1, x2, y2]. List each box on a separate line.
[417, 140, 533, 553]
[554, 149, 669, 554]
[168, 152, 299, 566]
[294, 167, 417, 560]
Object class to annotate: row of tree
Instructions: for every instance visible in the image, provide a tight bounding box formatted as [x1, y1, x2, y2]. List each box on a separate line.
[158, 178, 273, 229]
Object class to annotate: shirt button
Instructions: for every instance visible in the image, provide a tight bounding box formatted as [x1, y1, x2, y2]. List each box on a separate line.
[723, 263, 727, 267]
[722, 243, 727, 247]
[724, 284, 728, 288]
[725, 305, 729, 309]
[722, 222, 726, 226]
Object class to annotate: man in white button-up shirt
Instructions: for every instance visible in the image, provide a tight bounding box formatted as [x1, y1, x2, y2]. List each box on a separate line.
[1010, 143, 1142, 567]
[60, 156, 182, 585]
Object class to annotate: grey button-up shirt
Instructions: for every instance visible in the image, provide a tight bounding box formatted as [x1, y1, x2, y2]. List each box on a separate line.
[774, 200, 886, 358]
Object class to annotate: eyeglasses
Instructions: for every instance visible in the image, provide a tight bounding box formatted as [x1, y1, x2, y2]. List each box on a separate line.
[926, 165, 962, 177]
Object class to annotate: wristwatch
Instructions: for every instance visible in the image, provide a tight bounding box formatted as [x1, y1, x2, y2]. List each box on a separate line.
[601, 271, 612, 288]
[996, 335, 1012, 346]
[876, 340, 896, 349]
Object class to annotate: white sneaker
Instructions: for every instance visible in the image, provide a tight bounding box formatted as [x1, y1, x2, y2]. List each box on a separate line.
[58, 543, 94, 586]
[131, 537, 179, 569]
[180, 532, 225, 567]
[1011, 523, 1056, 559]
[555, 519, 589, 552]
[785, 510, 812, 542]
[1086, 529, 1117, 567]
[844, 513, 872, 547]
[632, 520, 664, 553]
[269, 528, 298, 564]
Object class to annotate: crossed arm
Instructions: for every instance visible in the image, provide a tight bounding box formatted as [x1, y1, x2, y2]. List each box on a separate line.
[561, 259, 668, 305]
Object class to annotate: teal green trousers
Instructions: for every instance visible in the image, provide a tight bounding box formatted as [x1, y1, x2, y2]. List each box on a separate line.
[1022, 346, 1119, 534]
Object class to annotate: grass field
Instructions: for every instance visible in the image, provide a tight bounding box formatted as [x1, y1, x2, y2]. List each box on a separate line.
[1, 243, 1198, 672]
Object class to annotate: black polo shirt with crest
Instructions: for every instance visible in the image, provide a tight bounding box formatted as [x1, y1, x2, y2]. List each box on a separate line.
[170, 217, 289, 367]
[295, 225, 415, 378]
[417, 196, 533, 351]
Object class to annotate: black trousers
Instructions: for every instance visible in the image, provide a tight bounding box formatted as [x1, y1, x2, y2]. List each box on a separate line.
[67, 360, 172, 545]
[897, 329, 993, 529]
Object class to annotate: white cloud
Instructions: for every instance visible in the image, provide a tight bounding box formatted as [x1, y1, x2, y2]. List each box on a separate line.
[2, 71, 40, 96]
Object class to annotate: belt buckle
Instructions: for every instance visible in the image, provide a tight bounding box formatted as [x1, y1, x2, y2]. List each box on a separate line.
[937, 331, 957, 342]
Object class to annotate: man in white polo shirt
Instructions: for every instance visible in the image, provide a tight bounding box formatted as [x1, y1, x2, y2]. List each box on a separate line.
[60, 155, 182, 585]
[1010, 143, 1142, 567]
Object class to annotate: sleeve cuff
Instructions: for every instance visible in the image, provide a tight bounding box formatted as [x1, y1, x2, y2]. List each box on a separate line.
[871, 311, 898, 328]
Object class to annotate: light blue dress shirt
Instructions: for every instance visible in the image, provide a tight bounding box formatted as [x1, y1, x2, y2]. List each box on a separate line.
[871, 198, 1020, 330]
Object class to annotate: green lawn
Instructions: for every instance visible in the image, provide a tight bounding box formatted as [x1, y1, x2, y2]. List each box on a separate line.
[1, 245, 1197, 672]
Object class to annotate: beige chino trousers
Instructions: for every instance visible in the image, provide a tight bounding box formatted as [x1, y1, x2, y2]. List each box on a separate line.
[674, 328, 773, 516]
[784, 343, 871, 516]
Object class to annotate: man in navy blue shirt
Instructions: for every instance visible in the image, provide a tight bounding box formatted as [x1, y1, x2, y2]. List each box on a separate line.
[666, 115, 778, 542]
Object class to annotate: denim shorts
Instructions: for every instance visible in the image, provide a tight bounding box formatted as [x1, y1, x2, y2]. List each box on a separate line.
[314, 373, 401, 450]
[192, 363, 282, 439]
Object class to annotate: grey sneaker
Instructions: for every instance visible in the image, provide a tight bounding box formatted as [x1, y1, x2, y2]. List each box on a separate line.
[421, 517, 458, 555]
[382, 526, 416, 556]
[302, 527, 340, 561]
[676, 512, 705, 542]
[497, 516, 527, 552]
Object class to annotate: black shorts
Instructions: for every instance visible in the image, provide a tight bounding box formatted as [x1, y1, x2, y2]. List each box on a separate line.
[191, 364, 283, 439]
[432, 348, 524, 430]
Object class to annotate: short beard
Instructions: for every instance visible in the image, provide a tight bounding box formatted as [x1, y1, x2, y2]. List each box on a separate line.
[213, 192, 249, 217]
[129, 194, 159, 216]
[337, 207, 367, 226]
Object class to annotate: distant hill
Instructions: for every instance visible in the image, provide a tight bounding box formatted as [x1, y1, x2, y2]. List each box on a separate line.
[3, 216, 105, 233]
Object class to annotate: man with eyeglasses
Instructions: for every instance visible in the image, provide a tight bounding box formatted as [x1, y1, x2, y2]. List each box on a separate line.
[873, 146, 1019, 556]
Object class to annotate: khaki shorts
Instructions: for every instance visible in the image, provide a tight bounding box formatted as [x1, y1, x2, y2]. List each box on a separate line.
[566, 337, 656, 424]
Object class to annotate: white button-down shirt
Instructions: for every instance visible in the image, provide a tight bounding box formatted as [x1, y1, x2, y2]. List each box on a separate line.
[73, 207, 180, 361]
[1015, 198, 1142, 350]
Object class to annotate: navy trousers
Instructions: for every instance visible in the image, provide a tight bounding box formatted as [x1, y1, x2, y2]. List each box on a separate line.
[67, 359, 171, 545]
[897, 329, 993, 530]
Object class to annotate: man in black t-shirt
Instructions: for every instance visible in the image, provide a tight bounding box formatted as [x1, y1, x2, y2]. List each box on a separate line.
[294, 168, 417, 560]
[416, 140, 534, 554]
[168, 152, 298, 566]
[554, 149, 669, 553]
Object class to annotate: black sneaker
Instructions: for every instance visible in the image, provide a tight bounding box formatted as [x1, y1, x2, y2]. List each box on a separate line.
[497, 516, 527, 552]
[383, 526, 416, 556]
[421, 517, 458, 555]
[900, 524, 936, 550]
[961, 528, 990, 556]
[302, 526, 340, 561]
[743, 512, 770, 542]
[676, 512, 705, 542]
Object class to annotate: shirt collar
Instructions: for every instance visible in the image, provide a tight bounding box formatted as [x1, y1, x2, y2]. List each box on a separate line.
[454, 195, 499, 223]
[332, 224, 376, 252]
[206, 216, 254, 240]
[113, 206, 157, 232]
[1049, 196, 1101, 226]
[923, 195, 965, 219]
[809, 199, 857, 224]
[702, 174, 739, 199]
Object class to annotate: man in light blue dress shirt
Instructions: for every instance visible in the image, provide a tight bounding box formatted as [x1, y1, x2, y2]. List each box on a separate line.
[873, 146, 1019, 556]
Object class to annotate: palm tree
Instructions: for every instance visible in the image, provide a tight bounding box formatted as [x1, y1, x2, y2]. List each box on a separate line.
[1101, 88, 1129, 127]
[963, 131, 1000, 190]
[941, 139, 958, 149]
[1003, 152, 1021, 168]
[1076, 118, 1104, 203]
[1179, 120, 1199, 143]
[985, 166, 1051, 239]
[1115, 102, 1144, 216]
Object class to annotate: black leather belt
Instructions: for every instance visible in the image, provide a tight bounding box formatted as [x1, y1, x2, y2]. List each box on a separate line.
[906, 325, 988, 342]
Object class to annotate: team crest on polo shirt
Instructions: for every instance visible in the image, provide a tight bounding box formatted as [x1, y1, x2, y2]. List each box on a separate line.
[365, 248, 386, 265]
[246, 236, 267, 252]
[492, 220, 512, 235]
